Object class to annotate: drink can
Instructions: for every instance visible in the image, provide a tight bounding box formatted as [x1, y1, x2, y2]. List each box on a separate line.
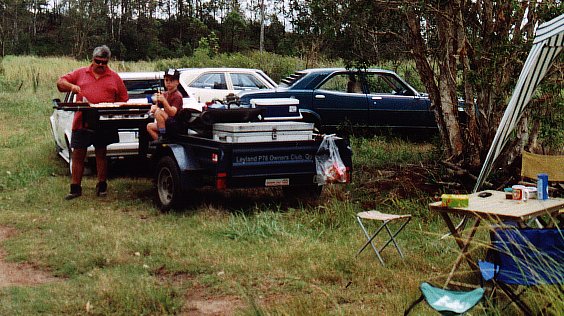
[537, 173, 549, 200]
[504, 187, 513, 199]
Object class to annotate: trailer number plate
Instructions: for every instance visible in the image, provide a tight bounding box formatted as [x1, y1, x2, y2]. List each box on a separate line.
[265, 178, 290, 187]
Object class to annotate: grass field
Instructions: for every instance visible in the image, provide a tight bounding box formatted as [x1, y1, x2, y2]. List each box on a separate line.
[0, 56, 560, 315]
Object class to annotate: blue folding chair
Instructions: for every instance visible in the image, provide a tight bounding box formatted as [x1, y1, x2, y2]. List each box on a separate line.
[478, 228, 564, 315]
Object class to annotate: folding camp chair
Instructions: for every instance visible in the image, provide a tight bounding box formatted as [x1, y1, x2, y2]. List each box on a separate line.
[520, 151, 564, 185]
[520, 151, 564, 228]
[355, 210, 411, 265]
[478, 228, 564, 315]
[404, 282, 484, 315]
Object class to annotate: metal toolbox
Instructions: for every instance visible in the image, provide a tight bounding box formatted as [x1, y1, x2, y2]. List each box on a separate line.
[250, 98, 302, 120]
[213, 122, 314, 143]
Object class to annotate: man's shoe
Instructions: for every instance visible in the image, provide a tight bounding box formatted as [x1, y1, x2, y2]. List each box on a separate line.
[96, 181, 107, 197]
[65, 184, 82, 200]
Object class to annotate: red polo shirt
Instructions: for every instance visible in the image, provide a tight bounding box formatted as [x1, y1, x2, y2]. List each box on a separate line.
[59, 65, 128, 130]
[162, 90, 183, 116]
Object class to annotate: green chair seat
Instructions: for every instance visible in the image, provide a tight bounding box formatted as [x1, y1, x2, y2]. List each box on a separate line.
[405, 282, 484, 315]
[420, 282, 484, 315]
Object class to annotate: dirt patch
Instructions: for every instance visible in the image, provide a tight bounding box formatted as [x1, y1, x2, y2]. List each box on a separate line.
[181, 285, 245, 316]
[180, 283, 288, 315]
[0, 226, 59, 287]
[154, 268, 257, 315]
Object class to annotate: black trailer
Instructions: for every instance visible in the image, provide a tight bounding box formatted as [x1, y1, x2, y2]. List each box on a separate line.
[149, 131, 352, 210]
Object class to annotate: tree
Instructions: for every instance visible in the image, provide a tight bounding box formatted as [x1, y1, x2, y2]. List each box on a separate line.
[265, 15, 287, 54]
[287, 0, 561, 179]
[0, 0, 35, 55]
[402, 1, 561, 174]
[220, 10, 247, 52]
[320, 0, 560, 172]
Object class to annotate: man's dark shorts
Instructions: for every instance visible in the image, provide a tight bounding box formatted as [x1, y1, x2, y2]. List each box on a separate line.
[70, 129, 119, 149]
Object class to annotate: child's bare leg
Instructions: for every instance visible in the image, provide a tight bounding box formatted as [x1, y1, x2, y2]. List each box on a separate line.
[155, 110, 169, 129]
[146, 122, 158, 140]
[155, 110, 169, 136]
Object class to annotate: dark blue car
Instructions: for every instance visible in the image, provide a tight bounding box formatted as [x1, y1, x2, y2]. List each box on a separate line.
[238, 68, 437, 131]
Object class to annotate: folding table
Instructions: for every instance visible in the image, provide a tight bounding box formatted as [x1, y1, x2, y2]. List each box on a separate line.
[429, 190, 564, 288]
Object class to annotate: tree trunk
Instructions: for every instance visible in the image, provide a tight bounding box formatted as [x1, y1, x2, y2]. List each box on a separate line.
[406, 6, 462, 160]
[259, 0, 265, 53]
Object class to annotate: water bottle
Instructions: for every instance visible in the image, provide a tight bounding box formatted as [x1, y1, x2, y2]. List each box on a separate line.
[537, 173, 549, 200]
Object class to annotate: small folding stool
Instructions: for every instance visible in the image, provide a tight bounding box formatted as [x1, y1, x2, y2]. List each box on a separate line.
[355, 210, 412, 265]
[404, 282, 484, 315]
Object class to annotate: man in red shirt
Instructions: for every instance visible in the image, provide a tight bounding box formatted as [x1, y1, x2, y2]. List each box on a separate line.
[57, 45, 128, 200]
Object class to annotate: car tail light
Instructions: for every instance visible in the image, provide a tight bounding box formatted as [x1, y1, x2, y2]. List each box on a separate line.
[211, 153, 219, 163]
[216, 172, 227, 190]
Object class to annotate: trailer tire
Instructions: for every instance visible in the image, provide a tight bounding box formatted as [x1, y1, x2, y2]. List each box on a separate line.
[155, 156, 183, 211]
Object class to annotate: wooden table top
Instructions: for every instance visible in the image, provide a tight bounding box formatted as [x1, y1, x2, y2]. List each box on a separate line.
[429, 190, 564, 221]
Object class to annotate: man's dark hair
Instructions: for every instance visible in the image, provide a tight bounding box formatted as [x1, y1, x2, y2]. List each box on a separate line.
[93, 45, 111, 59]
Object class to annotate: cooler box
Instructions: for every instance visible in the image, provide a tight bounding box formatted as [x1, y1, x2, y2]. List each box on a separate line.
[250, 98, 302, 121]
[213, 122, 314, 143]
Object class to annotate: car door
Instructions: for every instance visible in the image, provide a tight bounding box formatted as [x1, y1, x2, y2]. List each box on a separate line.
[311, 72, 369, 127]
[228, 72, 270, 93]
[364, 72, 435, 128]
[187, 72, 229, 103]
[50, 92, 75, 154]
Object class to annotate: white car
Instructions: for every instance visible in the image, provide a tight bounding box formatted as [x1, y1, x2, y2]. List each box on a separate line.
[49, 71, 202, 169]
[178, 68, 278, 103]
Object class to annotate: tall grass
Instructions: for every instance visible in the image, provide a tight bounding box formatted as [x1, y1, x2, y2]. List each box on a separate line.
[0, 55, 157, 94]
[0, 55, 559, 315]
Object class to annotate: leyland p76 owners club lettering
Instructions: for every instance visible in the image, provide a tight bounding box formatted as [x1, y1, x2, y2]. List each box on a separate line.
[235, 154, 313, 164]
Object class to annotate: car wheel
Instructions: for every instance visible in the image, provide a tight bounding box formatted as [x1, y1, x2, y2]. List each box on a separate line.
[155, 156, 183, 211]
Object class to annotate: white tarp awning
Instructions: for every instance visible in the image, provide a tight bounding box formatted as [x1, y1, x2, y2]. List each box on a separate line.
[474, 14, 564, 192]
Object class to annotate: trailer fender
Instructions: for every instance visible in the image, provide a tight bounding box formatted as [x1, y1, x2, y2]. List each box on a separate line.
[299, 109, 321, 129]
[159, 144, 201, 172]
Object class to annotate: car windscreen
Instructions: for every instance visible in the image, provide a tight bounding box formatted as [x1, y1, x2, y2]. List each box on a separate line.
[125, 79, 163, 98]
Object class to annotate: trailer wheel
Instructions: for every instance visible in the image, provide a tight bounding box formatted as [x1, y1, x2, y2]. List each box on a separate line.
[155, 156, 183, 211]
